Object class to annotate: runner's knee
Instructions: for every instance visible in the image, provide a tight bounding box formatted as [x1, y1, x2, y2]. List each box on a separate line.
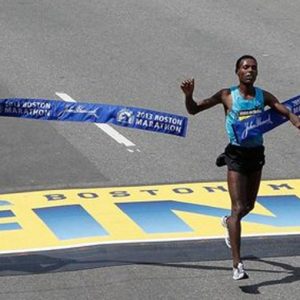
[231, 204, 249, 219]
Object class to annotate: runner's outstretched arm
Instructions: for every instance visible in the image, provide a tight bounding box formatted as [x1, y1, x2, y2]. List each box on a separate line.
[264, 91, 300, 129]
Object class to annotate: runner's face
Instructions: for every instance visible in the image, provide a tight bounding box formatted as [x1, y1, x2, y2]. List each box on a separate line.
[237, 58, 257, 85]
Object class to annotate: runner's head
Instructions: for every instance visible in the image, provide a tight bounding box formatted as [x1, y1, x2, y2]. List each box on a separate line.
[235, 55, 258, 85]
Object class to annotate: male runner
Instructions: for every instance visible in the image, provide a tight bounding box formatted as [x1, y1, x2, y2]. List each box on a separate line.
[181, 55, 300, 280]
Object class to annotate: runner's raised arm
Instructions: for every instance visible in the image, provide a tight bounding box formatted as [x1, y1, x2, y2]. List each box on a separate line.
[181, 78, 223, 114]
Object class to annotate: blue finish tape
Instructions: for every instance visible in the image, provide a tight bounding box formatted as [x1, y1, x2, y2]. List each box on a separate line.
[0, 98, 188, 137]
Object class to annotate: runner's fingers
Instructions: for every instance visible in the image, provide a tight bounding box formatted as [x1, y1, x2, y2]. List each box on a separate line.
[181, 79, 194, 87]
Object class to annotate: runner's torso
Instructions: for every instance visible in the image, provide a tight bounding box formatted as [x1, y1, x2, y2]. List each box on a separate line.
[225, 86, 264, 147]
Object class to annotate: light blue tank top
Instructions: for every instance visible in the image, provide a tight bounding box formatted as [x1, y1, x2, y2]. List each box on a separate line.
[226, 86, 264, 147]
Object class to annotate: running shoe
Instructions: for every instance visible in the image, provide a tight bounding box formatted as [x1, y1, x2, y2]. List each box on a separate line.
[221, 216, 231, 248]
[233, 262, 248, 280]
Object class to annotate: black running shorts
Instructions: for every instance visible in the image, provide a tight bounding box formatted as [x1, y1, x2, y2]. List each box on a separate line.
[216, 144, 265, 173]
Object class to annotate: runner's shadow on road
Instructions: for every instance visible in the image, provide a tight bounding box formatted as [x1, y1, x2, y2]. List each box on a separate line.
[0, 253, 295, 283]
[0, 254, 74, 275]
[0, 254, 235, 275]
[239, 256, 300, 295]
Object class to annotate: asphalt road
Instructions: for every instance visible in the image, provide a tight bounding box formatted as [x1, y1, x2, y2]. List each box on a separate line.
[0, 0, 299, 299]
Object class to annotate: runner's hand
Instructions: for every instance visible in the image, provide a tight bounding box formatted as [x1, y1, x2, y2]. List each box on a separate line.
[181, 78, 194, 97]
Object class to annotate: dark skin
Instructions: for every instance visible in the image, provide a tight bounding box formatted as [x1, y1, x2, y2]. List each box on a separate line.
[181, 58, 300, 268]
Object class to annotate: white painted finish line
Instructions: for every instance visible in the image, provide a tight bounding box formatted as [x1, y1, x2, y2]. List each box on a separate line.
[55, 92, 140, 153]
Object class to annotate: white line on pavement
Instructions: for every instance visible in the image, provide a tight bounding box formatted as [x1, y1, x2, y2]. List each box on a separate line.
[55, 92, 141, 153]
